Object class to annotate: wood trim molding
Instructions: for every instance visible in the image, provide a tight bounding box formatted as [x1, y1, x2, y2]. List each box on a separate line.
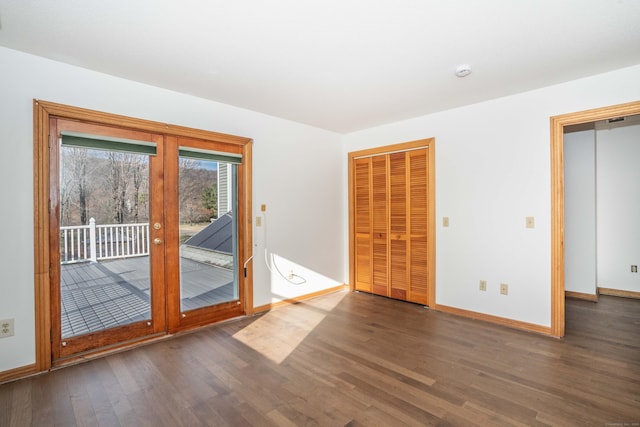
[253, 285, 348, 313]
[427, 140, 436, 308]
[33, 100, 52, 372]
[348, 138, 432, 159]
[550, 100, 640, 338]
[565, 290, 599, 302]
[242, 140, 254, 316]
[598, 287, 640, 300]
[434, 304, 552, 336]
[0, 364, 37, 385]
[34, 100, 251, 146]
[550, 114, 565, 338]
[347, 153, 355, 292]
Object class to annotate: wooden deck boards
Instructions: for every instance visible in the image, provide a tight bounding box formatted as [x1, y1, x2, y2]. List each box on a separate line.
[60, 256, 233, 337]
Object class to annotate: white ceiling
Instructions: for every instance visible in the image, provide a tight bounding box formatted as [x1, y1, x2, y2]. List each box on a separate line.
[1, 0, 639, 133]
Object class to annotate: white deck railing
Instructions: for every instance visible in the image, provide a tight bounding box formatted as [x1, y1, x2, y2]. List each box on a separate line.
[60, 218, 150, 264]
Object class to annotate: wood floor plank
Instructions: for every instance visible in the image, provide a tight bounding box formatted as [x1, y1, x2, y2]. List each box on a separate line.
[1, 292, 639, 426]
[66, 365, 100, 427]
[7, 379, 32, 427]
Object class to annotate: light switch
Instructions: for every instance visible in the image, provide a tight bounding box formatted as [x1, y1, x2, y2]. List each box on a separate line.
[443, 217, 450, 227]
[256, 216, 262, 227]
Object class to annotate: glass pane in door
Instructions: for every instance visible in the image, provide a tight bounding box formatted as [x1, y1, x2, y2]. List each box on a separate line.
[178, 158, 238, 311]
[59, 146, 152, 338]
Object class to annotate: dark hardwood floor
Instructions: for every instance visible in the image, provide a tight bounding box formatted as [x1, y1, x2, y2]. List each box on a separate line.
[1, 291, 639, 426]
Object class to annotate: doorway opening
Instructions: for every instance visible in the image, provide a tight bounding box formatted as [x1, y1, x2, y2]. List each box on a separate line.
[550, 100, 640, 337]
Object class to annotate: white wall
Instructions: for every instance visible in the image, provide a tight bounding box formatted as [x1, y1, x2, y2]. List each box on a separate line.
[0, 46, 344, 372]
[343, 64, 640, 327]
[597, 121, 640, 292]
[2, 44, 639, 374]
[564, 130, 597, 295]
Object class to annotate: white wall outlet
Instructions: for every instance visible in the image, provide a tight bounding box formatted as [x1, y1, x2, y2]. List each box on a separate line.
[526, 217, 535, 228]
[500, 283, 509, 295]
[479, 280, 487, 291]
[632, 265, 638, 273]
[0, 318, 14, 338]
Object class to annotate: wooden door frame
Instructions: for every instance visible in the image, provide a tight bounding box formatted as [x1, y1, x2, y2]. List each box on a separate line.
[34, 100, 253, 371]
[348, 138, 436, 307]
[550, 100, 640, 337]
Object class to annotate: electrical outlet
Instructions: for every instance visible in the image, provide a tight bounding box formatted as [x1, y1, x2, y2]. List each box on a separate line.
[0, 318, 14, 338]
[632, 265, 638, 273]
[526, 217, 535, 229]
[443, 217, 450, 227]
[500, 283, 509, 295]
[479, 280, 487, 291]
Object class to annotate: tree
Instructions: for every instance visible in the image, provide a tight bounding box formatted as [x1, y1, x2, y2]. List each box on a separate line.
[74, 149, 89, 225]
[178, 159, 217, 224]
[106, 152, 142, 224]
[202, 184, 218, 219]
[130, 157, 147, 223]
[60, 147, 90, 225]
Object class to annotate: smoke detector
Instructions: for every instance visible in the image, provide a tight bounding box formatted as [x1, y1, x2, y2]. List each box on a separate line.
[455, 64, 472, 78]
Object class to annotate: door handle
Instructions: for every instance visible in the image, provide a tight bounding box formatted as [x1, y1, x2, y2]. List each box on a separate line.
[154, 238, 162, 245]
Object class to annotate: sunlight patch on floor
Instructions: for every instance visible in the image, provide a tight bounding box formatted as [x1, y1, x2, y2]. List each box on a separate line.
[232, 289, 346, 364]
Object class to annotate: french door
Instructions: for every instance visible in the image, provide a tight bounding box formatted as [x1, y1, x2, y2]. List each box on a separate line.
[49, 116, 248, 361]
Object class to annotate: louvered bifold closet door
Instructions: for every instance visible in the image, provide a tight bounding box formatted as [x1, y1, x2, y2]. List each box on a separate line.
[389, 152, 409, 300]
[408, 149, 428, 304]
[371, 155, 388, 296]
[354, 158, 372, 292]
[351, 142, 431, 304]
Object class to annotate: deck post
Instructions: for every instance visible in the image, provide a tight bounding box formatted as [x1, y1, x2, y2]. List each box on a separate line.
[89, 217, 97, 262]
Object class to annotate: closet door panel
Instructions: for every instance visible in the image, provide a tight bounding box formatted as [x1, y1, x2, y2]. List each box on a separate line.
[408, 149, 429, 304]
[389, 152, 407, 235]
[355, 235, 371, 291]
[409, 237, 428, 304]
[390, 239, 408, 299]
[371, 155, 388, 295]
[389, 152, 408, 298]
[354, 158, 372, 291]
